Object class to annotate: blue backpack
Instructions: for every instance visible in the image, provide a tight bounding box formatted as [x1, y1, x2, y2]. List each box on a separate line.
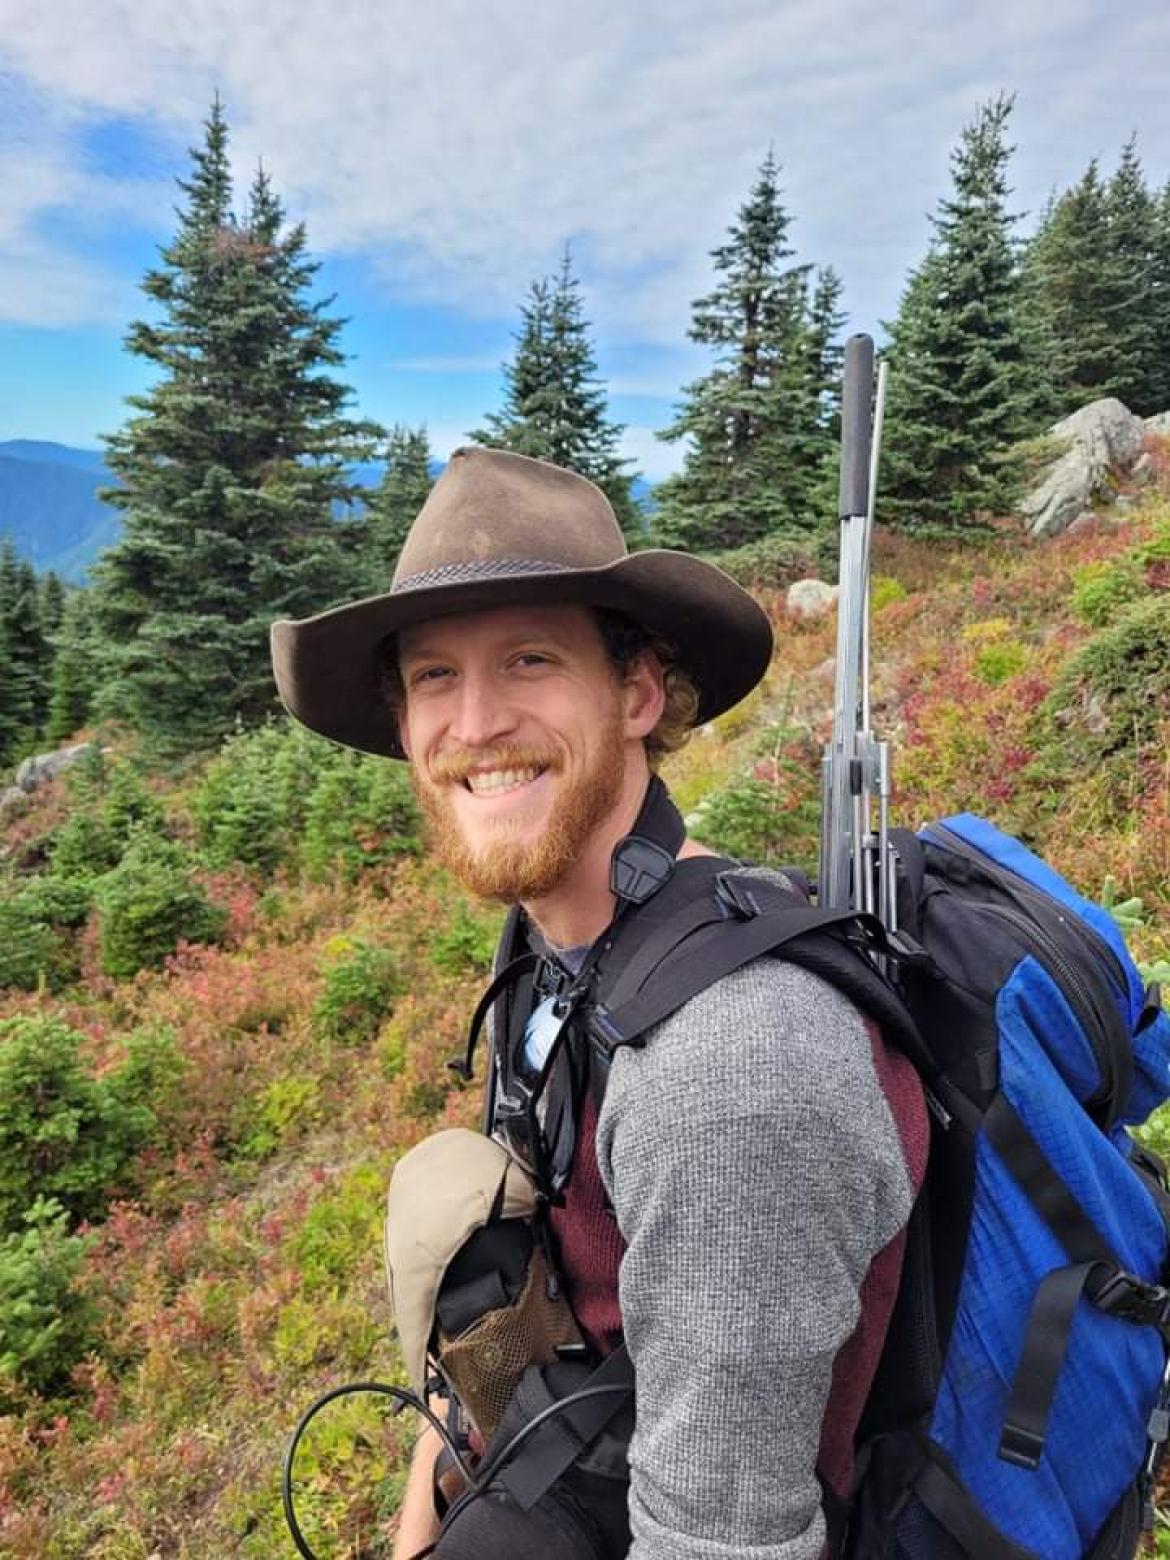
[564, 791, 1170, 1559]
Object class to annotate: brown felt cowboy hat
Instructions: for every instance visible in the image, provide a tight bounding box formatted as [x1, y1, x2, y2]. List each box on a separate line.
[270, 446, 773, 759]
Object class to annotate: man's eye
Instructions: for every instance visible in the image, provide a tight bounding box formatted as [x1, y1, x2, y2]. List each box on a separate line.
[514, 652, 551, 668]
[411, 666, 451, 686]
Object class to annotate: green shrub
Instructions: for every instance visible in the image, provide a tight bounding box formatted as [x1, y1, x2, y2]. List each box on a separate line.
[0, 1198, 97, 1402]
[872, 576, 908, 612]
[0, 896, 71, 991]
[312, 938, 400, 1045]
[430, 901, 503, 975]
[94, 833, 228, 979]
[236, 1074, 321, 1161]
[288, 1163, 385, 1296]
[1069, 558, 1144, 628]
[191, 724, 290, 872]
[1041, 594, 1170, 770]
[300, 755, 422, 881]
[687, 776, 819, 868]
[49, 810, 121, 879]
[706, 532, 822, 590]
[17, 875, 93, 929]
[101, 760, 165, 843]
[106, 1025, 190, 1152]
[973, 640, 1028, 685]
[0, 1015, 154, 1232]
[0, 875, 93, 991]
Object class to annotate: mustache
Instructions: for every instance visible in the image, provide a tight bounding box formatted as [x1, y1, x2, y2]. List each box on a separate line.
[426, 745, 563, 784]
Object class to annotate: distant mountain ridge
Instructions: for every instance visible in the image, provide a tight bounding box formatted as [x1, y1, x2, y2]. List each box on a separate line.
[0, 442, 657, 581]
[0, 443, 121, 581]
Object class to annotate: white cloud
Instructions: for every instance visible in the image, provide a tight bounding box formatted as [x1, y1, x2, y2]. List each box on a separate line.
[621, 424, 685, 484]
[1, 0, 1170, 339]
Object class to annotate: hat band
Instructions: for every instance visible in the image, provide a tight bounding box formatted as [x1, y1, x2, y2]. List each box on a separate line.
[394, 557, 580, 592]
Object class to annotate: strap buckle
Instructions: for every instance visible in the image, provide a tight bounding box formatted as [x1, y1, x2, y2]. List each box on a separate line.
[998, 1423, 1045, 1471]
[1094, 1270, 1170, 1328]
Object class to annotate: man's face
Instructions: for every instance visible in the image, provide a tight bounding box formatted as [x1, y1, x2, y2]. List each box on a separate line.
[398, 603, 642, 904]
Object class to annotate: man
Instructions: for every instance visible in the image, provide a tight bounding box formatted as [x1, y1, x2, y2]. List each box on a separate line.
[271, 447, 927, 1560]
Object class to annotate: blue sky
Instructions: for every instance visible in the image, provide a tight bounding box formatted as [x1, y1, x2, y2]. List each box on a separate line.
[2, 0, 1170, 480]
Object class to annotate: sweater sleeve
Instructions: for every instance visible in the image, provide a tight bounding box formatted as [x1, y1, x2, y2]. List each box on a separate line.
[595, 958, 920, 1560]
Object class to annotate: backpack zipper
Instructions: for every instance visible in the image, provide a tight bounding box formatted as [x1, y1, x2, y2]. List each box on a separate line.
[924, 823, 1131, 1126]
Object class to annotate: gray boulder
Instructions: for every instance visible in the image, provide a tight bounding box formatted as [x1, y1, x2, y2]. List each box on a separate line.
[786, 578, 839, 618]
[0, 785, 28, 817]
[1144, 411, 1170, 437]
[1019, 398, 1145, 538]
[13, 742, 94, 793]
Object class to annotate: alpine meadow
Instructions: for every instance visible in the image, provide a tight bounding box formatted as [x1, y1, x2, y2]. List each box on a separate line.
[1, 94, 1169, 1557]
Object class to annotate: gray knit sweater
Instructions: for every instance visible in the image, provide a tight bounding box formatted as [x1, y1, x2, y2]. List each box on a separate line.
[593, 957, 923, 1560]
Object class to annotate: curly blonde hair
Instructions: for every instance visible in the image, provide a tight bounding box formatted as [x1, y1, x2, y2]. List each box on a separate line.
[593, 610, 699, 768]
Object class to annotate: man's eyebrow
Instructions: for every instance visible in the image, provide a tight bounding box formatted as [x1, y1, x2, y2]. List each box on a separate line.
[401, 627, 576, 664]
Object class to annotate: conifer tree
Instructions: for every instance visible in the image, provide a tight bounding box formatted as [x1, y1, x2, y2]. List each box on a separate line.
[92, 100, 380, 756]
[1150, 178, 1170, 414]
[471, 250, 640, 536]
[1103, 138, 1158, 413]
[1023, 158, 1142, 414]
[653, 153, 838, 551]
[364, 425, 434, 575]
[39, 572, 65, 642]
[0, 543, 44, 767]
[44, 590, 101, 746]
[882, 95, 1038, 530]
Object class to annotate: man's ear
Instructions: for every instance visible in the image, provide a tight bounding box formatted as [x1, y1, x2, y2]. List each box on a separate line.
[622, 650, 666, 740]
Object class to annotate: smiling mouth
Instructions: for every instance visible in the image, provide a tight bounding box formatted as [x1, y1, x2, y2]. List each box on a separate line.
[463, 766, 548, 796]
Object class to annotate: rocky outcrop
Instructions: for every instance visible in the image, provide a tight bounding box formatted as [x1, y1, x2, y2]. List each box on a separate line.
[1144, 411, 1170, 438]
[786, 578, 839, 618]
[1019, 399, 1146, 539]
[13, 743, 95, 793]
[0, 785, 28, 817]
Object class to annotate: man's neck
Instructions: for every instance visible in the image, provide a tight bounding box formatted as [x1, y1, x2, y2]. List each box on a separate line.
[521, 772, 718, 950]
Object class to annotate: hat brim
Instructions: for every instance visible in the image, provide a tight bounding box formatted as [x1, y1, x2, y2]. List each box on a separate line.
[270, 550, 773, 759]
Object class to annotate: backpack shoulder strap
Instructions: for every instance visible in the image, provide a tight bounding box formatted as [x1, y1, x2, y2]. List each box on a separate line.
[480, 904, 533, 1134]
[588, 867, 928, 1073]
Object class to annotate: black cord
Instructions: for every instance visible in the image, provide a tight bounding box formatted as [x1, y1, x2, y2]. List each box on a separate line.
[281, 1381, 480, 1560]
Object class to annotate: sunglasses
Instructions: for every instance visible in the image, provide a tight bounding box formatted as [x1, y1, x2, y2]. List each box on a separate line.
[493, 987, 582, 1198]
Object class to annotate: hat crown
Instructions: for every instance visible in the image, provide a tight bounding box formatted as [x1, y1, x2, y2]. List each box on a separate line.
[392, 447, 626, 590]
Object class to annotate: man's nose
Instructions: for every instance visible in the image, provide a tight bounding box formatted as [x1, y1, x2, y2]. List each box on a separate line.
[446, 670, 518, 749]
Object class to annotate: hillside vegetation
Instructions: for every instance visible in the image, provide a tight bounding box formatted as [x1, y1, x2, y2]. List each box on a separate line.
[0, 470, 1167, 1555]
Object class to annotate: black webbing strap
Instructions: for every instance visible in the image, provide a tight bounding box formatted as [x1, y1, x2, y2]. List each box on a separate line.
[915, 1453, 1039, 1559]
[983, 1092, 1170, 1469]
[591, 901, 883, 1052]
[983, 1093, 1114, 1268]
[999, 1261, 1109, 1470]
[600, 882, 734, 1012]
[494, 1344, 634, 1511]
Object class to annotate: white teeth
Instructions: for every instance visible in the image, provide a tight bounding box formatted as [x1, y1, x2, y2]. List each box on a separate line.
[465, 767, 543, 795]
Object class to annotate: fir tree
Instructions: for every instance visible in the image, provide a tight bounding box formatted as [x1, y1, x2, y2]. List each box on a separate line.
[653, 153, 838, 551]
[1104, 137, 1158, 413]
[44, 590, 101, 746]
[92, 100, 381, 757]
[364, 425, 434, 575]
[39, 572, 66, 642]
[0, 543, 44, 767]
[1024, 158, 1141, 413]
[471, 249, 640, 536]
[1150, 178, 1170, 414]
[882, 95, 1038, 530]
